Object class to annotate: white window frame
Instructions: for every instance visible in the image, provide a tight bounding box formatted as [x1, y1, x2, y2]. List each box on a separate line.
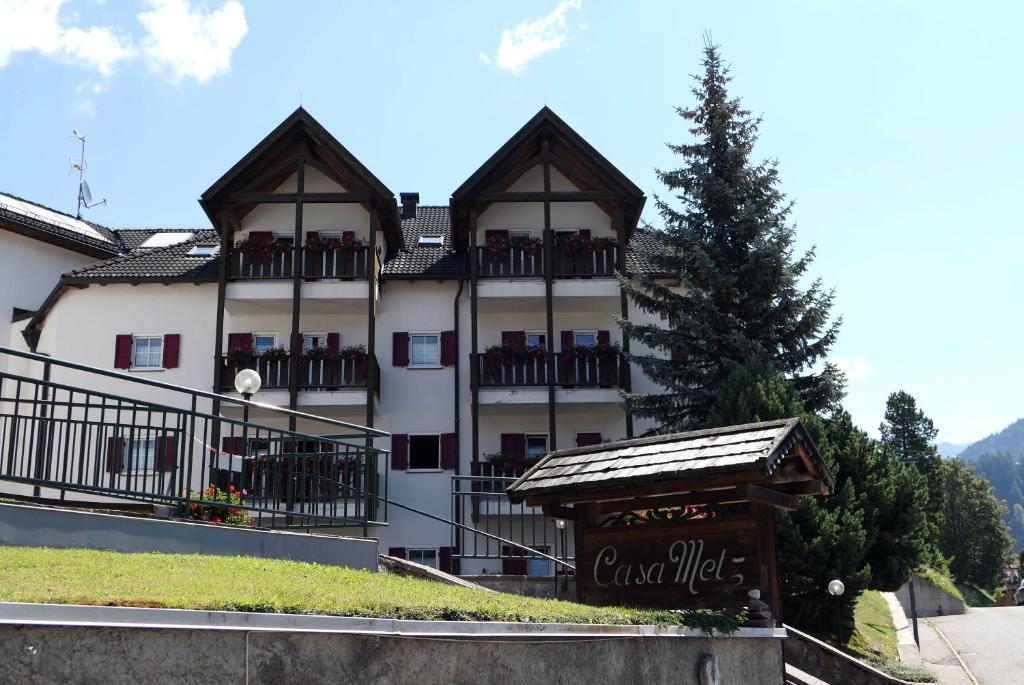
[252, 332, 278, 356]
[273, 232, 294, 242]
[124, 437, 157, 474]
[407, 548, 439, 569]
[418, 234, 443, 246]
[509, 230, 532, 239]
[131, 334, 164, 371]
[573, 330, 598, 346]
[525, 330, 547, 348]
[407, 433, 442, 472]
[408, 332, 441, 369]
[524, 433, 549, 461]
[303, 332, 328, 352]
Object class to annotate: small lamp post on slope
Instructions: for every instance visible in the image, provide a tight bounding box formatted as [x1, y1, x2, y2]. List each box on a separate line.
[827, 578, 846, 648]
[233, 369, 261, 488]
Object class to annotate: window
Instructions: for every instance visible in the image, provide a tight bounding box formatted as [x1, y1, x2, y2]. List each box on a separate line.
[509, 231, 531, 239]
[125, 438, 156, 473]
[408, 548, 438, 568]
[574, 331, 597, 346]
[188, 244, 218, 257]
[525, 434, 548, 460]
[410, 333, 440, 367]
[418, 235, 443, 246]
[526, 331, 546, 348]
[528, 546, 553, 577]
[304, 333, 327, 351]
[132, 336, 163, 369]
[253, 333, 277, 356]
[408, 434, 440, 470]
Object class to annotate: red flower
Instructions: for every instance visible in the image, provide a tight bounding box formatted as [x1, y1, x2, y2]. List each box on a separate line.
[213, 517, 222, 523]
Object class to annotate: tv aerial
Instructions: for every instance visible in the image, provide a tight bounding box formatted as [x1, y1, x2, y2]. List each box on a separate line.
[69, 129, 107, 218]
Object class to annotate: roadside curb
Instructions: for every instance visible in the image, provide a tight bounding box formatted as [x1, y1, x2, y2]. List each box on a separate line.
[925, 619, 979, 685]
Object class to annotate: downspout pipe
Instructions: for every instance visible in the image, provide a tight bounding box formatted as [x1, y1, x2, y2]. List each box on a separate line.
[452, 278, 466, 573]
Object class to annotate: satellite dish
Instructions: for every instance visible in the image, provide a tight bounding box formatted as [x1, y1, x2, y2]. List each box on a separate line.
[81, 180, 93, 205]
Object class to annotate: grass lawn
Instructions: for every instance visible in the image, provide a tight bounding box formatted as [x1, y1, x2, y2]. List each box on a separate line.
[848, 590, 897, 661]
[0, 546, 737, 632]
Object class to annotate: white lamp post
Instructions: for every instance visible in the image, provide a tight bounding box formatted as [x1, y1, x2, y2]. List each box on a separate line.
[827, 579, 845, 647]
[555, 518, 568, 594]
[234, 368, 262, 399]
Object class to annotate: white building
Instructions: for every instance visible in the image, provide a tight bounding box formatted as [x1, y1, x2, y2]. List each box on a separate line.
[3, 107, 679, 577]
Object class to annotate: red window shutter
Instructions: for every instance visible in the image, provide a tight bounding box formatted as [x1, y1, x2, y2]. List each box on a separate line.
[485, 230, 509, 241]
[439, 546, 454, 574]
[105, 437, 124, 472]
[501, 331, 526, 349]
[501, 547, 528, 575]
[440, 331, 457, 366]
[156, 436, 175, 471]
[440, 433, 457, 470]
[162, 334, 180, 369]
[576, 432, 602, 448]
[249, 231, 273, 240]
[597, 330, 610, 346]
[560, 330, 574, 351]
[114, 335, 133, 369]
[227, 333, 253, 351]
[306, 231, 319, 240]
[392, 332, 409, 367]
[388, 547, 407, 559]
[342, 231, 355, 240]
[671, 346, 688, 362]
[222, 436, 244, 456]
[391, 434, 408, 470]
[579, 229, 592, 240]
[500, 433, 525, 461]
[327, 333, 340, 355]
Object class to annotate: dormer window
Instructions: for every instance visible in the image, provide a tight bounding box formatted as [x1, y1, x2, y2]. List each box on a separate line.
[418, 235, 443, 246]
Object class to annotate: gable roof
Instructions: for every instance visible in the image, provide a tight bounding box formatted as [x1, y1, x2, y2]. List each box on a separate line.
[199, 107, 404, 253]
[0, 192, 120, 259]
[450, 107, 646, 247]
[506, 418, 833, 504]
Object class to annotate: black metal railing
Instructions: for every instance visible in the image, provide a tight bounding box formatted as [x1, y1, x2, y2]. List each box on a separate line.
[474, 352, 625, 388]
[452, 470, 574, 577]
[0, 345, 388, 528]
[219, 354, 379, 395]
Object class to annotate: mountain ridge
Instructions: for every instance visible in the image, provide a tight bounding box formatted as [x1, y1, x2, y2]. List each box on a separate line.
[959, 417, 1024, 461]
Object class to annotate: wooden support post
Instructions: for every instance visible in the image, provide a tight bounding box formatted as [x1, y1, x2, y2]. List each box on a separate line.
[469, 207, 480, 465]
[210, 209, 230, 454]
[615, 202, 633, 438]
[287, 158, 306, 431]
[542, 139, 557, 450]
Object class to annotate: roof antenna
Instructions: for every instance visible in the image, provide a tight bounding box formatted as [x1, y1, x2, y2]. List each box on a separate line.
[68, 129, 107, 219]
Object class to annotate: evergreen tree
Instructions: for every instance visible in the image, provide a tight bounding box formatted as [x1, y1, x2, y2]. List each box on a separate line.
[938, 459, 1013, 587]
[618, 41, 842, 432]
[879, 391, 944, 558]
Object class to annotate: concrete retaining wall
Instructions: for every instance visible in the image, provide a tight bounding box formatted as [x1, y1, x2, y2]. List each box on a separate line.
[783, 624, 913, 685]
[894, 574, 965, 618]
[0, 502, 377, 571]
[0, 603, 786, 685]
[464, 574, 577, 599]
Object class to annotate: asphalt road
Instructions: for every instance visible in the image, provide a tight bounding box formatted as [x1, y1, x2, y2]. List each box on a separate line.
[929, 606, 1024, 685]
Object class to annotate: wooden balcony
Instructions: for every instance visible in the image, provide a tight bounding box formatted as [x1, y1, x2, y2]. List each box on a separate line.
[226, 247, 369, 281]
[220, 354, 380, 395]
[474, 353, 625, 388]
[476, 245, 616, 279]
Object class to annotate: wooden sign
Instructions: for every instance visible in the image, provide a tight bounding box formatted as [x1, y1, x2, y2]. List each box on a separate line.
[577, 512, 769, 610]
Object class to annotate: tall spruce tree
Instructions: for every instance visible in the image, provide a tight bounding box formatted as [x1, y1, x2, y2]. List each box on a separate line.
[618, 41, 842, 432]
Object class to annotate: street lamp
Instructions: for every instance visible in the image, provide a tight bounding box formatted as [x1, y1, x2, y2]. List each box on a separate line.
[827, 579, 845, 648]
[233, 369, 261, 484]
[555, 518, 568, 594]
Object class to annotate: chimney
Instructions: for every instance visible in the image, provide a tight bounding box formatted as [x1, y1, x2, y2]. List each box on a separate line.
[400, 192, 419, 219]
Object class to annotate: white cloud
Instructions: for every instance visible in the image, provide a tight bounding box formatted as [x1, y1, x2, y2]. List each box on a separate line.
[138, 0, 247, 85]
[0, 0, 134, 75]
[832, 356, 875, 382]
[477, 51, 491, 66]
[483, 0, 582, 74]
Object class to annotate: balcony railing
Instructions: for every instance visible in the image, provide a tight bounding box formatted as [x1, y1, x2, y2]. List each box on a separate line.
[220, 354, 380, 395]
[226, 247, 370, 281]
[476, 245, 617, 279]
[474, 352, 625, 388]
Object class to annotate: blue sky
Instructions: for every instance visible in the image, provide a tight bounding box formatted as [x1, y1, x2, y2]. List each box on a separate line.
[1, 1, 1021, 444]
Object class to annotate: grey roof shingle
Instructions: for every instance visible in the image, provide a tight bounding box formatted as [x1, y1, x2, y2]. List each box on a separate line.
[506, 418, 832, 502]
[64, 230, 220, 282]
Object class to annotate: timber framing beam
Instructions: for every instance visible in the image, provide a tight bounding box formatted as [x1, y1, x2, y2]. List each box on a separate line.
[475, 190, 621, 203]
[228, 191, 372, 204]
